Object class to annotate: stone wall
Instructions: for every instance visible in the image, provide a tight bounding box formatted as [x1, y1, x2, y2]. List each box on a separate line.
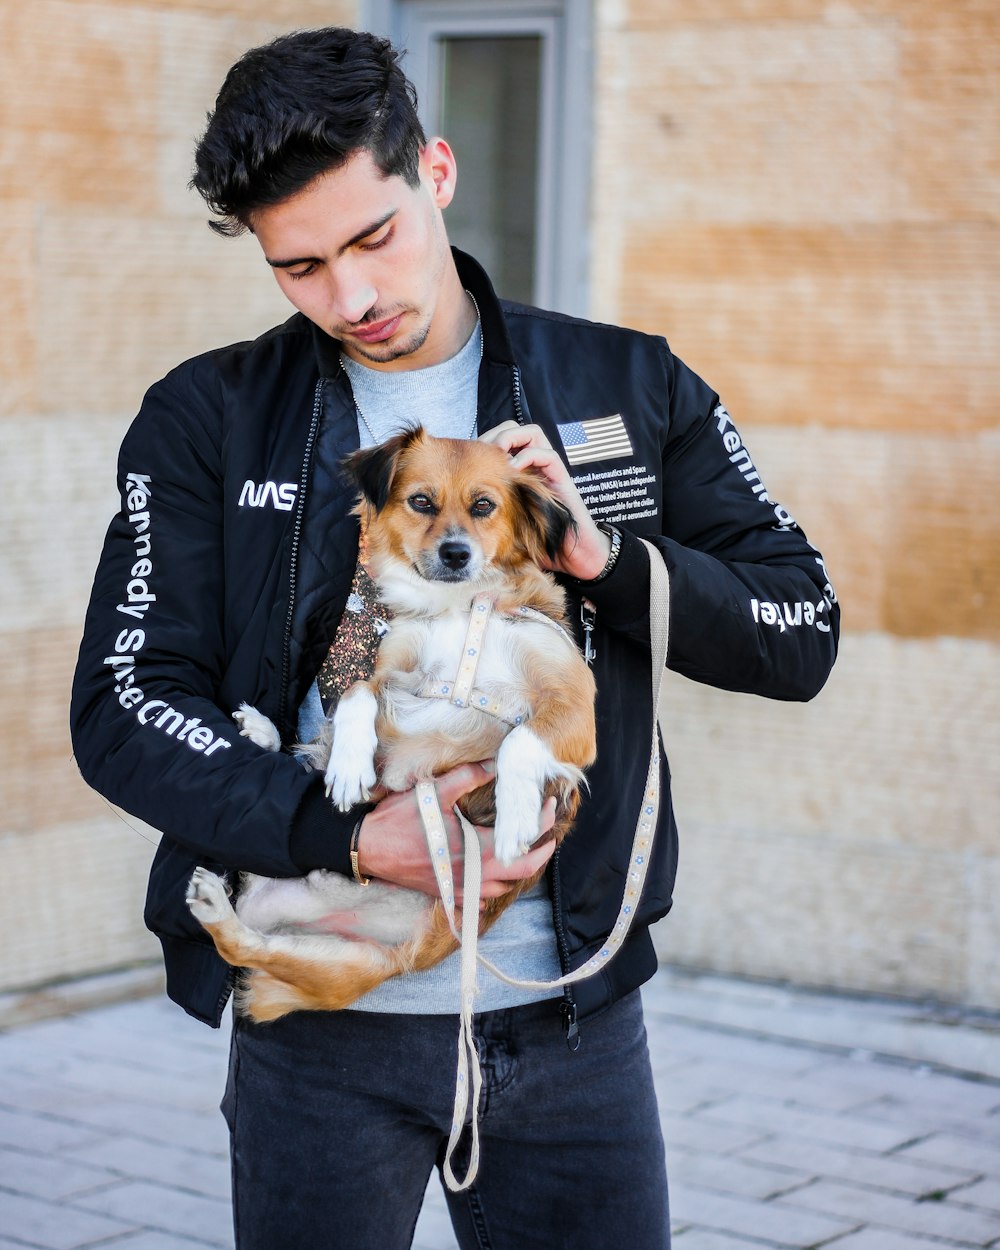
[592, 0, 1000, 1005]
[0, 0, 357, 992]
[2, 0, 996, 1006]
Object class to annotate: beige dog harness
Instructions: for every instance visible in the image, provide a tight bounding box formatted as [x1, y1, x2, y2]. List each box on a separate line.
[416, 591, 576, 727]
[416, 541, 671, 1191]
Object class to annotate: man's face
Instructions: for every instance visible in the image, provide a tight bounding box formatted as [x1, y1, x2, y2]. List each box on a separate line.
[251, 143, 461, 371]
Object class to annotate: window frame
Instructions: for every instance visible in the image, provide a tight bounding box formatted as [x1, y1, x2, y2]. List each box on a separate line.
[362, 0, 593, 316]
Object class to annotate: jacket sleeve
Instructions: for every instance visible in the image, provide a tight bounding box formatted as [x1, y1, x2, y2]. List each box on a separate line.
[580, 348, 839, 702]
[70, 365, 355, 879]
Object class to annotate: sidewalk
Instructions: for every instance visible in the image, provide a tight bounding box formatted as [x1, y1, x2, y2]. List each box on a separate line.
[0, 966, 998, 1249]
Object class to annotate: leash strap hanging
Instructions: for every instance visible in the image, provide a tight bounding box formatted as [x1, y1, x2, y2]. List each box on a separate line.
[417, 539, 671, 1192]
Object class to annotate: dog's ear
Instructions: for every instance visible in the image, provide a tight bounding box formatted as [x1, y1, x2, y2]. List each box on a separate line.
[514, 473, 578, 564]
[341, 426, 424, 511]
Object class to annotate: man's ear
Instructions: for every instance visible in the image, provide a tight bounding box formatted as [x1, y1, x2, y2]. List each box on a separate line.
[342, 426, 424, 510]
[421, 137, 458, 210]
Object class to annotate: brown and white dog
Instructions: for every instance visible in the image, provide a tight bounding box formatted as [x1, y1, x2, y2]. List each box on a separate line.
[186, 428, 597, 1022]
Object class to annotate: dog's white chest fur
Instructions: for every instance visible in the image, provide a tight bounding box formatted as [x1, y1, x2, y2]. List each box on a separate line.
[326, 601, 585, 864]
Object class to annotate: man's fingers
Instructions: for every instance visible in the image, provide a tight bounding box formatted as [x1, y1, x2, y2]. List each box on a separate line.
[479, 421, 553, 454]
[434, 760, 495, 804]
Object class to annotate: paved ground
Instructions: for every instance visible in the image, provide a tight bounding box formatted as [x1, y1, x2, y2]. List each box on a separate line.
[1, 965, 999, 1249]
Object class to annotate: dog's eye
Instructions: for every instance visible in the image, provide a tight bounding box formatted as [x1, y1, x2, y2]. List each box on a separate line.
[408, 493, 435, 514]
[470, 497, 496, 517]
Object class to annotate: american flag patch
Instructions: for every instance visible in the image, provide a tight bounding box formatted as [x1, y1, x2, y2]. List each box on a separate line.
[557, 415, 633, 466]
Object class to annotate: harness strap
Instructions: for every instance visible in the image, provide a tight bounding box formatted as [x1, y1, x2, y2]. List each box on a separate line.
[449, 592, 494, 707]
[417, 679, 519, 727]
[417, 539, 671, 1191]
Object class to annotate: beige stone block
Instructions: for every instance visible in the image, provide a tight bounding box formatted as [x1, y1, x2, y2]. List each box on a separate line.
[744, 426, 1000, 642]
[0, 819, 159, 994]
[881, 434, 1000, 641]
[37, 209, 291, 415]
[92, 0, 356, 20]
[614, 23, 900, 227]
[899, 11, 1000, 221]
[0, 200, 38, 418]
[0, 623, 118, 836]
[660, 632, 999, 856]
[0, 415, 128, 634]
[967, 856, 1000, 1007]
[652, 826, 972, 1003]
[0, 3, 161, 210]
[619, 225, 1000, 435]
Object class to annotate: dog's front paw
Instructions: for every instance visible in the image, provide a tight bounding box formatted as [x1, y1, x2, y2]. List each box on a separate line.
[492, 727, 555, 866]
[493, 794, 542, 866]
[233, 703, 282, 753]
[324, 687, 379, 812]
[186, 867, 234, 926]
[324, 749, 377, 812]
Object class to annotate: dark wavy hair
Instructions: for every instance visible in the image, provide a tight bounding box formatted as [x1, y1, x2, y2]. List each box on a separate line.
[191, 28, 427, 236]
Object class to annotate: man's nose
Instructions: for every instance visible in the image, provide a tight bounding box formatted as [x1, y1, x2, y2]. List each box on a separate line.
[336, 279, 378, 326]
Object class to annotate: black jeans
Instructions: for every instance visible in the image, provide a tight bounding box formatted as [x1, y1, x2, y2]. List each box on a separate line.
[222, 990, 670, 1249]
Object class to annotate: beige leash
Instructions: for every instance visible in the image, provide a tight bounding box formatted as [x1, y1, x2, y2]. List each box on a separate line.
[417, 539, 671, 1191]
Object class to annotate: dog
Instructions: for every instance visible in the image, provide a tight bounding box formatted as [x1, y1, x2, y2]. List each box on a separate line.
[186, 427, 597, 1022]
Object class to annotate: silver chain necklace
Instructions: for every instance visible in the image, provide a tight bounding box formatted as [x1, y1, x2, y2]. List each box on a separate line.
[349, 291, 483, 444]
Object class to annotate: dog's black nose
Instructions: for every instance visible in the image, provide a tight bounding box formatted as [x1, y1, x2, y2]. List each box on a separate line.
[438, 540, 472, 570]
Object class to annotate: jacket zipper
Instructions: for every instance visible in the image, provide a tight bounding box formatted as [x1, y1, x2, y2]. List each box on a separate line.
[278, 379, 325, 735]
[511, 364, 526, 424]
[551, 846, 580, 1050]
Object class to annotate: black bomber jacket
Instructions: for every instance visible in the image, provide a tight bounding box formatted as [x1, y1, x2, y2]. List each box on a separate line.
[70, 251, 839, 1031]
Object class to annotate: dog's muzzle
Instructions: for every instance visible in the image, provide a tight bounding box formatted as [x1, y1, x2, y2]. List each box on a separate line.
[422, 535, 478, 582]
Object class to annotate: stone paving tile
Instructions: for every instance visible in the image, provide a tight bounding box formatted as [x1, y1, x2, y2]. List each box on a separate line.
[79, 1236, 224, 1250]
[848, 1093, 1000, 1145]
[736, 1135, 981, 1198]
[6, 1055, 222, 1115]
[815, 1231, 980, 1250]
[671, 1232, 785, 1250]
[0, 1107, 104, 1154]
[0, 1188, 139, 1250]
[41, 1099, 230, 1157]
[895, 1133, 1000, 1178]
[808, 1057, 1000, 1116]
[0, 1146, 120, 1201]
[666, 1057, 879, 1114]
[61, 1134, 231, 1201]
[778, 1178, 1000, 1243]
[69, 1179, 233, 1247]
[666, 1146, 811, 1200]
[694, 1093, 923, 1153]
[950, 1176, 1000, 1214]
[647, 1021, 822, 1076]
[668, 1180, 859, 1247]
[662, 1112, 769, 1158]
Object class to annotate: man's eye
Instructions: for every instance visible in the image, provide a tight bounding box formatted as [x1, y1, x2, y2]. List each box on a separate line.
[360, 227, 393, 252]
[287, 264, 317, 281]
[471, 498, 496, 517]
[408, 494, 435, 513]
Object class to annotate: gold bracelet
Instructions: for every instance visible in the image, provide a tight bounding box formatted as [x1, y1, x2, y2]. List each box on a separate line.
[350, 819, 371, 886]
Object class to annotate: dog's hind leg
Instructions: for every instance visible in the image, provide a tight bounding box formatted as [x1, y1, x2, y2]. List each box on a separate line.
[187, 868, 450, 1021]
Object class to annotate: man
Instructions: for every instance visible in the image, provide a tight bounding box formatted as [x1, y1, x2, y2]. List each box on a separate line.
[71, 27, 839, 1250]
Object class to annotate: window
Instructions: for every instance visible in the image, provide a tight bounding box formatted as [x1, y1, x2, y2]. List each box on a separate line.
[363, 1, 592, 314]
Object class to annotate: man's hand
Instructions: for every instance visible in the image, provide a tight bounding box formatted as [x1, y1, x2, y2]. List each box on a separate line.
[479, 421, 611, 581]
[355, 761, 557, 904]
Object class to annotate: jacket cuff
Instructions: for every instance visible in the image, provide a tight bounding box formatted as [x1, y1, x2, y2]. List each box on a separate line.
[288, 779, 356, 877]
[573, 527, 651, 630]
